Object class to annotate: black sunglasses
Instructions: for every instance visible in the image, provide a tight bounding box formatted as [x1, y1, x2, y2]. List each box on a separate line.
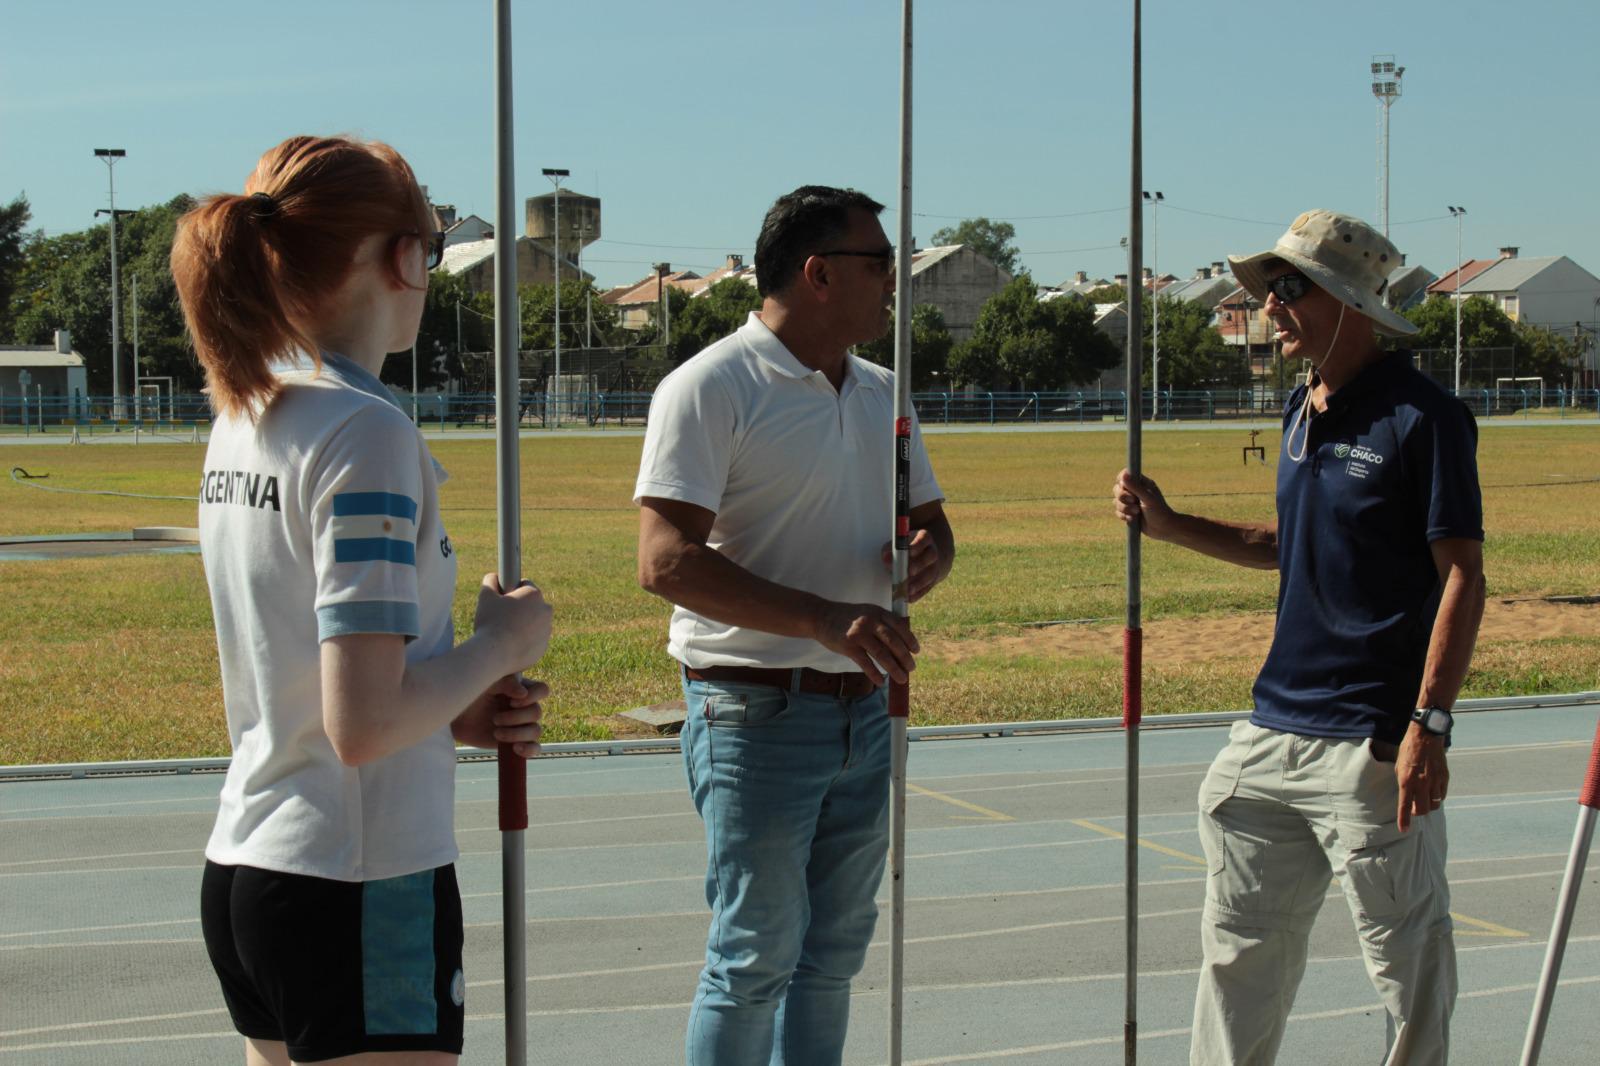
[1266, 271, 1313, 305]
[816, 247, 896, 275]
[422, 230, 446, 271]
[819, 247, 895, 262]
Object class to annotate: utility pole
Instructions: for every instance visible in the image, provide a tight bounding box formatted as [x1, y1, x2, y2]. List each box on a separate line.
[131, 275, 140, 419]
[1370, 56, 1404, 237]
[1448, 206, 1467, 393]
[654, 262, 672, 357]
[94, 148, 127, 419]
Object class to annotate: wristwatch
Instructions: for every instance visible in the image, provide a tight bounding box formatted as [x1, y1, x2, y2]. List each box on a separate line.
[1412, 706, 1454, 737]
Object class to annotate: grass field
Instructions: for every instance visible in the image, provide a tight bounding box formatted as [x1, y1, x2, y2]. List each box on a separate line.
[3, 424, 1598, 764]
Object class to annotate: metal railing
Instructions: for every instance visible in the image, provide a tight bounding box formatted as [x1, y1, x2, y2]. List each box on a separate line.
[4, 387, 1597, 436]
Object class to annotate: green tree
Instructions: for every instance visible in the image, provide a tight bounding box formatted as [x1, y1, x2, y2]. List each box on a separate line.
[1403, 294, 1517, 353]
[0, 193, 31, 339]
[7, 195, 202, 393]
[665, 277, 762, 364]
[1143, 295, 1245, 389]
[929, 217, 1020, 276]
[517, 277, 621, 352]
[1512, 320, 1587, 389]
[631, 285, 694, 358]
[953, 275, 1119, 389]
[855, 303, 954, 389]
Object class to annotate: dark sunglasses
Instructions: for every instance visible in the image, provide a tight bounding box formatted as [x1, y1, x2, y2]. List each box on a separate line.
[1266, 271, 1312, 305]
[422, 230, 446, 271]
[817, 247, 896, 275]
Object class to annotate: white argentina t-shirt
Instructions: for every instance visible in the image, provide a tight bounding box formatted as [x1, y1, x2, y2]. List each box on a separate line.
[199, 352, 459, 882]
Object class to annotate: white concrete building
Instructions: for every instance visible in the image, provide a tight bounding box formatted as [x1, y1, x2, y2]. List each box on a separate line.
[1, 331, 89, 421]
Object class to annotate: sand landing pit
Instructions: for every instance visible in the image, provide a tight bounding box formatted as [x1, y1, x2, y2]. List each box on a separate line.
[0, 527, 201, 561]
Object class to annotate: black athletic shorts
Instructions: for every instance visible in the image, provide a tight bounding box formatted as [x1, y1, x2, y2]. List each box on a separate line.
[200, 861, 465, 1062]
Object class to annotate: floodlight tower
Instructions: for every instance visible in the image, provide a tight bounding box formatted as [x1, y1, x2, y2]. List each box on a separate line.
[1142, 190, 1163, 419]
[94, 148, 126, 418]
[542, 168, 569, 426]
[1370, 55, 1404, 236]
[1448, 206, 1467, 394]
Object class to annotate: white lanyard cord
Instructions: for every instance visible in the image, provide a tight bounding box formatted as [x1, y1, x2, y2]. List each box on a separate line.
[1285, 304, 1346, 464]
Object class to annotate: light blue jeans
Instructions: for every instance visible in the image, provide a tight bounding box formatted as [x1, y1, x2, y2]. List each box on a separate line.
[680, 674, 891, 1066]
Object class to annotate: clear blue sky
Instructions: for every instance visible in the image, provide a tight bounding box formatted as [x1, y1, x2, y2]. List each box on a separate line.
[4, 0, 1596, 293]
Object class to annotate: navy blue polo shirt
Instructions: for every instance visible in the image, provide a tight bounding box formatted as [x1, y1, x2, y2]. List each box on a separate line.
[1251, 352, 1483, 744]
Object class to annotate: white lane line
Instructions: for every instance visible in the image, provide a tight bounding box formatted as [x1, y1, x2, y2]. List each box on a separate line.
[885, 974, 1600, 1064]
[0, 847, 200, 870]
[11, 935, 1598, 1051]
[455, 810, 695, 833]
[0, 918, 197, 941]
[0, 1008, 226, 1039]
[0, 796, 215, 816]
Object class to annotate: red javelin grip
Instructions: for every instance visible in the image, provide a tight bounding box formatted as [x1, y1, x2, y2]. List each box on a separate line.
[498, 743, 528, 831]
[1580, 715, 1600, 810]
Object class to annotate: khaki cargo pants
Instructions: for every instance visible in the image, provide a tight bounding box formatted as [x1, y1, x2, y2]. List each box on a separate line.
[1191, 722, 1456, 1066]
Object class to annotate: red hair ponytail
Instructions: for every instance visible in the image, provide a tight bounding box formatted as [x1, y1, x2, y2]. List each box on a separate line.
[171, 135, 432, 419]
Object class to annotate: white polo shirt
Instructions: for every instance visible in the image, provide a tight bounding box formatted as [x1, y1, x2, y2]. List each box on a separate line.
[199, 352, 459, 882]
[635, 312, 942, 672]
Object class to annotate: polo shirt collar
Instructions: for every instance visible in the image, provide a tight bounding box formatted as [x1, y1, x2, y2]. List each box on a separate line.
[739, 312, 884, 393]
[1311, 350, 1409, 416]
[272, 350, 405, 413]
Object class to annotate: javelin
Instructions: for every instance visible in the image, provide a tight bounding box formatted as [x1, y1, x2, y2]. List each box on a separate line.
[492, 1, 529, 1062]
[1123, 2, 1145, 1063]
[1520, 714, 1600, 1064]
[886, 2, 914, 1063]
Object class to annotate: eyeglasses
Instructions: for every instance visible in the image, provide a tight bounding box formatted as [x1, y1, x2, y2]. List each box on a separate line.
[1266, 271, 1312, 305]
[422, 230, 446, 271]
[817, 247, 896, 275]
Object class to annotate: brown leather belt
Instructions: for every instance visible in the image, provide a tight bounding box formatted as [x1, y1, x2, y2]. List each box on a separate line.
[682, 664, 878, 701]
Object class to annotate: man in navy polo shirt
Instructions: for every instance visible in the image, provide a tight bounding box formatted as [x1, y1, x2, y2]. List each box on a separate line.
[1114, 210, 1485, 1065]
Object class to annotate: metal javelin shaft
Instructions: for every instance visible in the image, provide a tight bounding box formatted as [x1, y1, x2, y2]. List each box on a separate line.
[1124, 3, 1145, 1063]
[1520, 714, 1600, 1065]
[492, 2, 528, 1062]
[887, 2, 914, 1063]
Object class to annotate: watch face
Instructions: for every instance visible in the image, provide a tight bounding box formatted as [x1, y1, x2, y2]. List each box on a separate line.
[1423, 707, 1452, 734]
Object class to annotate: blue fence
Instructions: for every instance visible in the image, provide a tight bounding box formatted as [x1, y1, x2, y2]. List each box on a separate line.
[3, 388, 1597, 435]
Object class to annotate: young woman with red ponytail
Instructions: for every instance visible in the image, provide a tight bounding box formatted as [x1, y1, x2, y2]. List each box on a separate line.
[173, 135, 553, 1066]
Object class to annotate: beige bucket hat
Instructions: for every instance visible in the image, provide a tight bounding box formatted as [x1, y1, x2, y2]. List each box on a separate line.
[1228, 209, 1418, 337]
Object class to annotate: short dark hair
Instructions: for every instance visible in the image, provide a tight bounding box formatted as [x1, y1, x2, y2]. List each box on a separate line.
[754, 185, 885, 297]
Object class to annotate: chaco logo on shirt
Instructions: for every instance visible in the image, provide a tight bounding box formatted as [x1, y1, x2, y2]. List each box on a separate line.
[1333, 439, 1385, 480]
[200, 468, 282, 512]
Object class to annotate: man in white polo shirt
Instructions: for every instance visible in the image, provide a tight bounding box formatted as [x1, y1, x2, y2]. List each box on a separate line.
[636, 185, 955, 1066]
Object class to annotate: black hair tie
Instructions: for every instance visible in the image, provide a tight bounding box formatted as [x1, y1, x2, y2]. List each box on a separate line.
[247, 191, 279, 220]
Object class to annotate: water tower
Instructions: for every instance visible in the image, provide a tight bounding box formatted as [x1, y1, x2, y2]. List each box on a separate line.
[525, 190, 600, 279]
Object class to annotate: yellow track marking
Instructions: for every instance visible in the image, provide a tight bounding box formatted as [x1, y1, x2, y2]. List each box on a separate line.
[907, 782, 1014, 822]
[1450, 912, 1528, 938]
[1071, 818, 1207, 867]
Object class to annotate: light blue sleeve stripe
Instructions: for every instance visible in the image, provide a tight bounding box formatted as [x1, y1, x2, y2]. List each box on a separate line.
[334, 537, 417, 565]
[317, 601, 421, 641]
[362, 871, 438, 1036]
[333, 491, 419, 521]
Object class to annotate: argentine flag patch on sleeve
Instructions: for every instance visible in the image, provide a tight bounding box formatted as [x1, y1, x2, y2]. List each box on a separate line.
[331, 492, 419, 566]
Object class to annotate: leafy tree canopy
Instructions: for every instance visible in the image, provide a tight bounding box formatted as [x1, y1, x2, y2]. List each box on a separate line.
[664, 277, 762, 364]
[929, 217, 1021, 276]
[951, 274, 1119, 389]
[855, 303, 954, 390]
[1143, 295, 1246, 389]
